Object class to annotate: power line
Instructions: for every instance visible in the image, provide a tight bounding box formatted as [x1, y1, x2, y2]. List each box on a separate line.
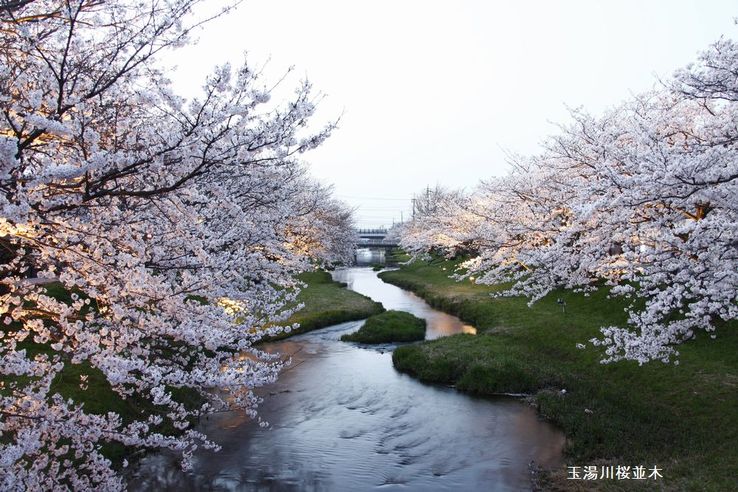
[354, 214, 406, 219]
[336, 194, 409, 201]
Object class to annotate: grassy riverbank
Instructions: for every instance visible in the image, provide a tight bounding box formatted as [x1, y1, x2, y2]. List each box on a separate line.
[1, 283, 206, 468]
[5, 270, 381, 467]
[379, 259, 738, 491]
[341, 310, 425, 343]
[385, 248, 411, 265]
[272, 270, 384, 340]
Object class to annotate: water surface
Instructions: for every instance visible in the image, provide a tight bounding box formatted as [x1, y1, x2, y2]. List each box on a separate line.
[332, 267, 477, 339]
[131, 267, 564, 491]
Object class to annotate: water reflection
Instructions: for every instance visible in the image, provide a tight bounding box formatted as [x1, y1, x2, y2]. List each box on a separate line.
[331, 267, 476, 339]
[131, 268, 563, 491]
[355, 248, 385, 266]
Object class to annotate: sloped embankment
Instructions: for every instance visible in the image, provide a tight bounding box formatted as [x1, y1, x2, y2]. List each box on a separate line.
[379, 259, 738, 490]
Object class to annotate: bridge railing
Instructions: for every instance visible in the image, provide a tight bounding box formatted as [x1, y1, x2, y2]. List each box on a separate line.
[355, 239, 399, 248]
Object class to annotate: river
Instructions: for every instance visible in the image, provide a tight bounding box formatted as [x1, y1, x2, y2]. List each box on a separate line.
[131, 267, 564, 491]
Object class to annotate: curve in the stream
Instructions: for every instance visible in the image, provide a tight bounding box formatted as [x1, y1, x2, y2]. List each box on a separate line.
[131, 267, 564, 492]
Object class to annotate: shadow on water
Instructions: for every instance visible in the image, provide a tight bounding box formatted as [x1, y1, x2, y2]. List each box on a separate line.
[131, 268, 564, 491]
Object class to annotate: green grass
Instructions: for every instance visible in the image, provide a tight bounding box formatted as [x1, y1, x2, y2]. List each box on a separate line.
[340, 310, 426, 343]
[6, 270, 381, 469]
[379, 258, 738, 491]
[385, 248, 411, 265]
[48, 359, 204, 465]
[267, 270, 385, 341]
[3, 282, 206, 469]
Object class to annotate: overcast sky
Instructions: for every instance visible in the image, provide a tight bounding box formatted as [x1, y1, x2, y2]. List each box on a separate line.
[166, 1, 737, 228]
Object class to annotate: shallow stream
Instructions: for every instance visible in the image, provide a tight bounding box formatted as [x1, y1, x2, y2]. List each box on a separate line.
[132, 267, 564, 491]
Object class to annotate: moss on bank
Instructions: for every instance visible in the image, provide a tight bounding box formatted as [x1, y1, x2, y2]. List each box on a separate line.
[341, 310, 425, 343]
[379, 259, 738, 491]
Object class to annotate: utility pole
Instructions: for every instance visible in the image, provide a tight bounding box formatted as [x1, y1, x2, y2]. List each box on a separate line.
[411, 198, 416, 219]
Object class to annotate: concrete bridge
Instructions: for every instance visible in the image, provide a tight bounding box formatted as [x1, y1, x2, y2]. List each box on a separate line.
[355, 228, 399, 249]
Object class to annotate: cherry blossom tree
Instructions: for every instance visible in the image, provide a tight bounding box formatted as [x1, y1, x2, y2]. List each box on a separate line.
[399, 186, 479, 257]
[0, 1, 354, 489]
[400, 38, 738, 365]
[283, 180, 357, 266]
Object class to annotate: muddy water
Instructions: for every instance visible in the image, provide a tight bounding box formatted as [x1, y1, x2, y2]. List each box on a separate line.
[131, 268, 564, 491]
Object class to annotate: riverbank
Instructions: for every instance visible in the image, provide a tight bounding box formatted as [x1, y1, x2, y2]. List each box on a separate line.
[270, 270, 384, 341]
[132, 266, 564, 490]
[379, 259, 738, 490]
[22, 270, 381, 468]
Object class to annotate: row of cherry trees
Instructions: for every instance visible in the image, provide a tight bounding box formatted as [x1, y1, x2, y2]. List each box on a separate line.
[401, 36, 738, 366]
[0, 1, 355, 490]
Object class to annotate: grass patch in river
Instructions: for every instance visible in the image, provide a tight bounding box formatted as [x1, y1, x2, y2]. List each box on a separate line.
[341, 310, 426, 343]
[380, 258, 738, 491]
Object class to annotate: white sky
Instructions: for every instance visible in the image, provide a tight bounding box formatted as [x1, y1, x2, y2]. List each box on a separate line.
[166, 1, 737, 228]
